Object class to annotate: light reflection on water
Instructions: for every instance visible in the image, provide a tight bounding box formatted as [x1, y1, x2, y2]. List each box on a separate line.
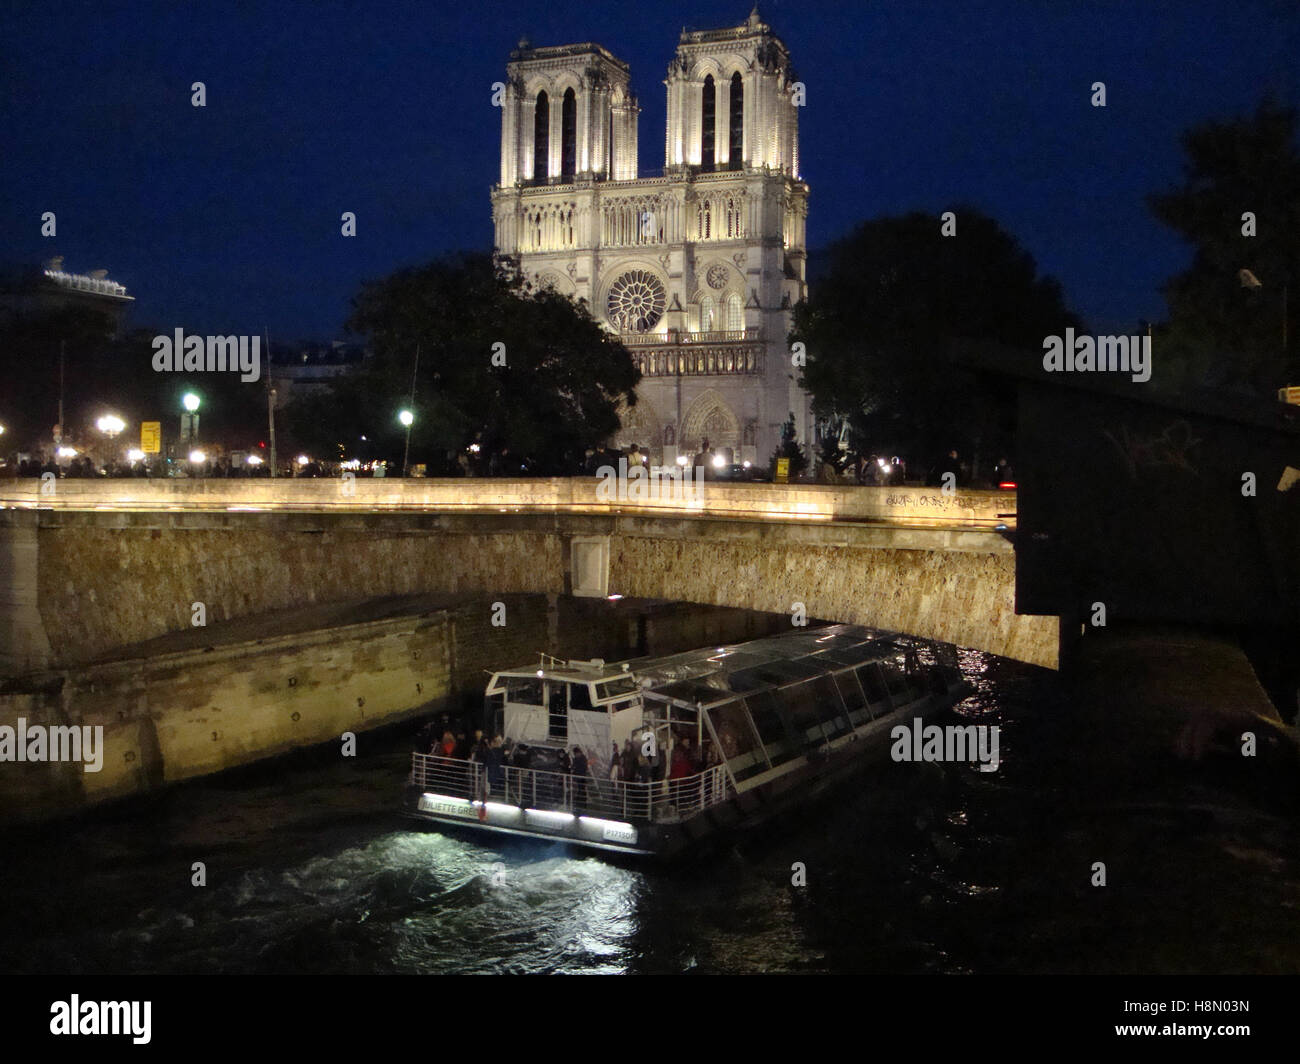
[2, 649, 1298, 974]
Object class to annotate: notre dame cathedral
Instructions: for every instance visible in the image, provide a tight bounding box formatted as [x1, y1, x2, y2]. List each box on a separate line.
[491, 6, 810, 467]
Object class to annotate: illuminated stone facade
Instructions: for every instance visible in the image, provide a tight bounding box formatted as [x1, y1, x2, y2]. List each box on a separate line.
[490, 8, 810, 466]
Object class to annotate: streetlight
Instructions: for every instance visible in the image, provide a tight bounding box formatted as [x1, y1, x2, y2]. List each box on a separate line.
[398, 409, 414, 476]
[181, 392, 201, 450]
[126, 448, 145, 463]
[189, 449, 206, 464]
[96, 414, 125, 437]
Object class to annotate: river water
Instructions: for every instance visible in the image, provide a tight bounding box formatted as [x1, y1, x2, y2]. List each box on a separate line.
[3, 649, 1297, 974]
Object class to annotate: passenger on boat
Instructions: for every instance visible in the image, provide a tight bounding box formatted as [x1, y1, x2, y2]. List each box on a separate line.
[608, 744, 622, 781]
[438, 731, 456, 758]
[621, 739, 637, 782]
[571, 746, 590, 803]
[669, 742, 693, 780]
[479, 736, 503, 793]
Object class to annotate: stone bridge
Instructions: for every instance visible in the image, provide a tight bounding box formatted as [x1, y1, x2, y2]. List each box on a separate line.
[0, 478, 1058, 674]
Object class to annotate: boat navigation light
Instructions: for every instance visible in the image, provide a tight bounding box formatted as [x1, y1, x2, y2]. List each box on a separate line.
[536, 669, 544, 678]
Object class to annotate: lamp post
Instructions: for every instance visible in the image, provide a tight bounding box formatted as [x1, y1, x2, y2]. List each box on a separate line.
[181, 392, 200, 446]
[95, 414, 126, 473]
[398, 409, 414, 477]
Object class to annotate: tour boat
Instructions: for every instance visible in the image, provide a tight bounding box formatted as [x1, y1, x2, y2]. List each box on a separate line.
[402, 624, 972, 858]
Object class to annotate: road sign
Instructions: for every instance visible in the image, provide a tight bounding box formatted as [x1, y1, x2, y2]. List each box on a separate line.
[140, 421, 161, 454]
[775, 457, 790, 483]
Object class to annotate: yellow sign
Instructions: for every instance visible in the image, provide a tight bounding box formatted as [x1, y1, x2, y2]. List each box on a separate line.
[140, 421, 161, 454]
[775, 457, 790, 483]
[1279, 386, 1300, 406]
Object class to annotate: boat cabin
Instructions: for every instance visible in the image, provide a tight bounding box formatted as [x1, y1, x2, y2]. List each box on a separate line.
[484, 657, 645, 775]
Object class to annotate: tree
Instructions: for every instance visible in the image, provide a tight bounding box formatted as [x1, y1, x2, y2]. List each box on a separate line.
[287, 253, 640, 474]
[1148, 99, 1300, 396]
[790, 208, 1078, 477]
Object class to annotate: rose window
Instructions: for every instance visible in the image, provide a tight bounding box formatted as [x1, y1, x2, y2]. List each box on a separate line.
[706, 263, 729, 290]
[607, 270, 666, 332]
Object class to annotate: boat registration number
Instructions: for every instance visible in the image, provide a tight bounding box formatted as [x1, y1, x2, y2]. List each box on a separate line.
[419, 796, 476, 819]
[602, 823, 638, 844]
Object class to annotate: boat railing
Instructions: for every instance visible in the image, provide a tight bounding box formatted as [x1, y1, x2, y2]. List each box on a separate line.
[410, 752, 731, 823]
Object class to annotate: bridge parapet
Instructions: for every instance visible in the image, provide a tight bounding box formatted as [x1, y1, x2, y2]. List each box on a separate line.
[0, 477, 1014, 529]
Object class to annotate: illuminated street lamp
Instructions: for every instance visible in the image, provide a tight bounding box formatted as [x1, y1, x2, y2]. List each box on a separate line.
[398, 409, 414, 476]
[126, 448, 145, 463]
[96, 414, 125, 438]
[189, 449, 206, 464]
[181, 392, 201, 446]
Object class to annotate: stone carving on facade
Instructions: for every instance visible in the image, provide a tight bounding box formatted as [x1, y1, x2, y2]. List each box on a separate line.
[732, 252, 746, 270]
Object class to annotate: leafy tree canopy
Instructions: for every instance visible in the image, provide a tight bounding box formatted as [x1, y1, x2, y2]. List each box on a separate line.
[791, 208, 1078, 471]
[286, 253, 640, 473]
[1148, 98, 1300, 396]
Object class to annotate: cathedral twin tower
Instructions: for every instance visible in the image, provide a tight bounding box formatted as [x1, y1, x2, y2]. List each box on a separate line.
[491, 7, 811, 467]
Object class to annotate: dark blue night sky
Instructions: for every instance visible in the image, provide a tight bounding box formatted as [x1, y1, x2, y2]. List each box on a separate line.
[2, 0, 1296, 342]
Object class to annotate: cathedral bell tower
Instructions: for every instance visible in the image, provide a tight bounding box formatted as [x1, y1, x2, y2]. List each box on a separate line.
[490, 8, 812, 469]
[498, 38, 639, 188]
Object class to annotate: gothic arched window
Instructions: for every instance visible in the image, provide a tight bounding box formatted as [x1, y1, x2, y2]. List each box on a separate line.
[729, 72, 744, 169]
[533, 92, 549, 184]
[701, 75, 716, 171]
[561, 88, 576, 181]
[726, 292, 743, 332]
[698, 199, 712, 240]
[700, 296, 716, 332]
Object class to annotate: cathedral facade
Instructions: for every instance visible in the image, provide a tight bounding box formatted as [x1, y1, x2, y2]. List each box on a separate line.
[490, 7, 810, 467]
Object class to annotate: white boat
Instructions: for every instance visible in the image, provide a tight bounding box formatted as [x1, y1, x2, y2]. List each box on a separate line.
[402, 624, 972, 858]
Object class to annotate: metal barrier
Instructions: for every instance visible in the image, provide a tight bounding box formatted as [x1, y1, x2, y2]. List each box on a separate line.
[410, 752, 732, 823]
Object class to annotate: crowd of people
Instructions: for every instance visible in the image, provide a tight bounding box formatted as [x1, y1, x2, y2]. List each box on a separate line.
[416, 716, 722, 811]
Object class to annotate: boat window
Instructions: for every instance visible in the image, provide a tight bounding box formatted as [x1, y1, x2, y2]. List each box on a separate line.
[812, 675, 852, 738]
[856, 663, 889, 705]
[742, 690, 799, 763]
[597, 676, 639, 699]
[545, 681, 567, 740]
[880, 662, 908, 696]
[705, 698, 768, 781]
[780, 680, 825, 741]
[569, 683, 593, 711]
[485, 691, 506, 736]
[506, 677, 544, 706]
[833, 669, 871, 722]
